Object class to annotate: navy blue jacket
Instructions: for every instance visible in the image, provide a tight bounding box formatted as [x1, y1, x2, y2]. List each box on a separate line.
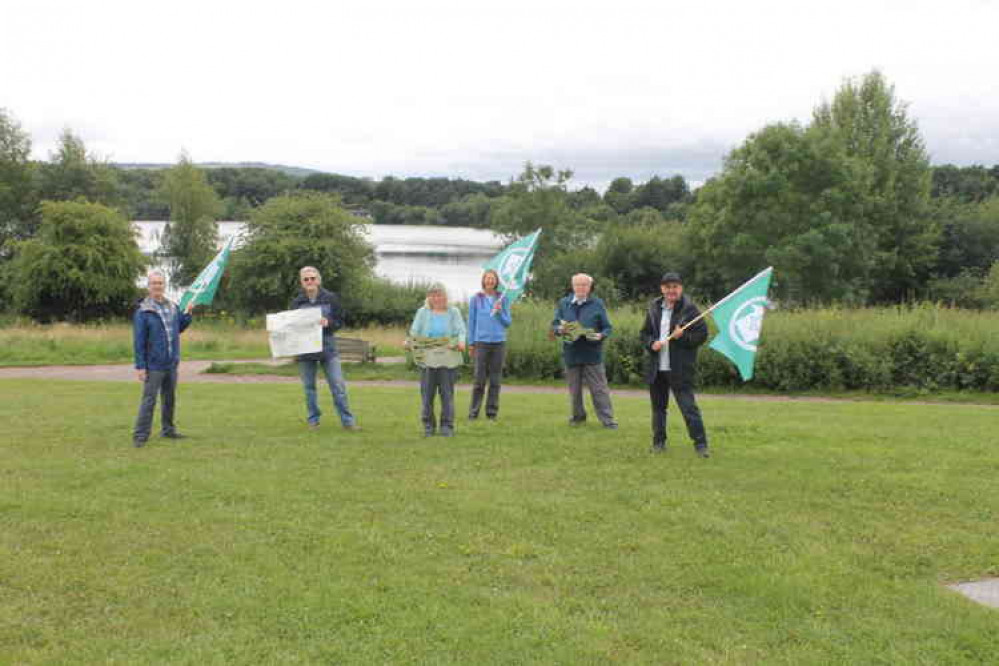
[639, 294, 708, 384]
[133, 297, 193, 371]
[551, 295, 613, 366]
[290, 287, 345, 360]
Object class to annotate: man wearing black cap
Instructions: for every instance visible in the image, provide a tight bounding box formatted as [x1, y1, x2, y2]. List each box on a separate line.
[640, 272, 710, 457]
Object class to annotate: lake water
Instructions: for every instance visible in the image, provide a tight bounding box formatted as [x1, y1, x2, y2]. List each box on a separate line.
[134, 221, 505, 302]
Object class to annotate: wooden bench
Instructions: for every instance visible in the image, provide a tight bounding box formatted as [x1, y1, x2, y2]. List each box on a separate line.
[336, 337, 376, 363]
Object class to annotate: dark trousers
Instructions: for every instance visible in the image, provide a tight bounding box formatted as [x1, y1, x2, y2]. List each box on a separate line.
[133, 367, 178, 442]
[469, 342, 505, 418]
[421, 367, 456, 434]
[650, 371, 707, 448]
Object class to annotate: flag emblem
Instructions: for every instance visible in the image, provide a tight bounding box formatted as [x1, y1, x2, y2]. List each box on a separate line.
[730, 297, 769, 351]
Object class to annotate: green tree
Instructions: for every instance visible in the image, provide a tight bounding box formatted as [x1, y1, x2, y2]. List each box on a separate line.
[0, 108, 38, 260]
[491, 163, 596, 256]
[932, 196, 999, 279]
[688, 122, 872, 302]
[229, 192, 376, 314]
[593, 221, 691, 301]
[159, 153, 222, 286]
[8, 200, 146, 321]
[812, 70, 938, 301]
[37, 129, 119, 206]
[604, 176, 635, 214]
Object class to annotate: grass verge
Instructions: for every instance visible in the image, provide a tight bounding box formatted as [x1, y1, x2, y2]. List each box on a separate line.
[1, 379, 998, 664]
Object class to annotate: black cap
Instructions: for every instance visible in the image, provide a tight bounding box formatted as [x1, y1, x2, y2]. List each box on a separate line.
[660, 272, 683, 285]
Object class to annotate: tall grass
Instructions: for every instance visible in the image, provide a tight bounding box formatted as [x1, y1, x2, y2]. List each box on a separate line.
[500, 301, 999, 392]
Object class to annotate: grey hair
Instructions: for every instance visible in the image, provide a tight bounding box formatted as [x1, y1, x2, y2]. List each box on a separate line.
[299, 266, 322, 282]
[424, 282, 448, 307]
[147, 269, 167, 282]
[571, 273, 594, 286]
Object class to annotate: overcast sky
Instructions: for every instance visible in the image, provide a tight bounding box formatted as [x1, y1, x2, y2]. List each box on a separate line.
[3, 0, 998, 189]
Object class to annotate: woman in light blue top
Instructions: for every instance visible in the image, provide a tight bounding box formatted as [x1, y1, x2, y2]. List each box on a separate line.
[408, 284, 466, 437]
[467, 269, 512, 420]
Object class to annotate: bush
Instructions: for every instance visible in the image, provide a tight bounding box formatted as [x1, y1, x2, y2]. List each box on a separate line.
[8, 200, 146, 321]
[498, 301, 999, 393]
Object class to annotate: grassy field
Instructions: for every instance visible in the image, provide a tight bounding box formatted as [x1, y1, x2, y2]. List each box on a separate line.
[0, 321, 407, 367]
[2, 379, 997, 664]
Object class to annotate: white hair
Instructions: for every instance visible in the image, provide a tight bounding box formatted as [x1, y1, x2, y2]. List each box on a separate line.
[571, 273, 594, 286]
[299, 266, 322, 282]
[147, 269, 167, 282]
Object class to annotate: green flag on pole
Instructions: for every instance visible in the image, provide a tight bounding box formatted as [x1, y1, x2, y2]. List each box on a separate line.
[708, 267, 774, 381]
[482, 229, 541, 304]
[178, 236, 234, 311]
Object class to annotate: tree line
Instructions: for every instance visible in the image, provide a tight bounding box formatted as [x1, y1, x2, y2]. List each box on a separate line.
[1, 69, 998, 322]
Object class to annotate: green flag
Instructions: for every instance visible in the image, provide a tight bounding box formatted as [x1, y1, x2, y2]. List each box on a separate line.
[178, 237, 234, 311]
[708, 267, 774, 381]
[482, 229, 541, 304]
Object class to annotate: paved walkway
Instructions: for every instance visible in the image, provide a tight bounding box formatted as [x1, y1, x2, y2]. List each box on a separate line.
[2, 361, 997, 407]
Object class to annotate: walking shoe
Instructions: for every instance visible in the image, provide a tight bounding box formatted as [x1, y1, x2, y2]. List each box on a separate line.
[602, 422, 619, 430]
[424, 428, 436, 437]
[651, 441, 667, 453]
[343, 424, 362, 432]
[308, 422, 320, 430]
[467, 414, 479, 421]
[696, 447, 711, 459]
[161, 432, 187, 440]
[440, 428, 455, 437]
[133, 439, 147, 448]
[486, 415, 498, 422]
[568, 418, 586, 427]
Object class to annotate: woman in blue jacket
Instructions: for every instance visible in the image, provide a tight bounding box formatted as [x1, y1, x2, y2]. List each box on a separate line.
[466, 269, 512, 420]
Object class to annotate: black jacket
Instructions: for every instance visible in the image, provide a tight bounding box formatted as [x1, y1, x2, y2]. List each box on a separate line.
[290, 287, 345, 360]
[639, 294, 708, 384]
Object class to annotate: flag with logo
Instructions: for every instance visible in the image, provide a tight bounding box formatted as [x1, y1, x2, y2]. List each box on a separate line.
[178, 236, 234, 311]
[708, 267, 774, 381]
[482, 229, 541, 304]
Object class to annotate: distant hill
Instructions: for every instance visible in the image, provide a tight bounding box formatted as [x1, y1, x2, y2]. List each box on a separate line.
[113, 161, 323, 178]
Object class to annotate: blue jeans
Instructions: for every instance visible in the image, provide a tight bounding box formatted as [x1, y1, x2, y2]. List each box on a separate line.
[298, 352, 356, 426]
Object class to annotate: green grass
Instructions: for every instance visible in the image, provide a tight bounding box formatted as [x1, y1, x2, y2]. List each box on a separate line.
[0, 321, 407, 367]
[2, 379, 998, 664]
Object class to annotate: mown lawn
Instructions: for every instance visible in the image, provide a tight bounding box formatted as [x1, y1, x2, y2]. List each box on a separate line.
[1, 380, 997, 664]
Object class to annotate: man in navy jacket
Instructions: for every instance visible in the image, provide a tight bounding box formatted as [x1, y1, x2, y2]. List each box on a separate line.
[640, 272, 710, 457]
[549, 273, 617, 429]
[290, 266, 358, 430]
[132, 270, 194, 447]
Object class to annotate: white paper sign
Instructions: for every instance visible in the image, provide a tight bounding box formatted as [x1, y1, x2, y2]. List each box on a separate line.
[266, 308, 323, 358]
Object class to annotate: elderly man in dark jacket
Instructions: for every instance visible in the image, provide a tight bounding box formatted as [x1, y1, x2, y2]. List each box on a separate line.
[291, 266, 358, 430]
[550, 273, 618, 429]
[640, 272, 710, 457]
[132, 269, 194, 447]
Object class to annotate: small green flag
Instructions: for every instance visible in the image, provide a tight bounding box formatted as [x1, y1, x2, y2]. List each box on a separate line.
[179, 237, 234, 311]
[708, 267, 774, 381]
[482, 229, 541, 304]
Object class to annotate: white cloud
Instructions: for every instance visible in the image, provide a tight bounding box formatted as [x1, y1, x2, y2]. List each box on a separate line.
[3, 0, 998, 186]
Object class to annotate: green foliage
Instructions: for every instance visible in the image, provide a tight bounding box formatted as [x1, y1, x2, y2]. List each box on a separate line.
[812, 70, 938, 302]
[342, 277, 429, 327]
[229, 192, 376, 314]
[932, 195, 999, 279]
[0, 108, 38, 260]
[689, 122, 871, 302]
[37, 129, 120, 207]
[8, 200, 146, 321]
[159, 153, 222, 286]
[593, 221, 691, 301]
[932, 163, 999, 202]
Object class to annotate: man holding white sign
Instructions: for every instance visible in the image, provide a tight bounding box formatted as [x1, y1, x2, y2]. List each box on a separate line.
[287, 266, 359, 431]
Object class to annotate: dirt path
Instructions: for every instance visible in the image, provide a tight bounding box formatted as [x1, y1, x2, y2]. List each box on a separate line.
[2, 361, 997, 407]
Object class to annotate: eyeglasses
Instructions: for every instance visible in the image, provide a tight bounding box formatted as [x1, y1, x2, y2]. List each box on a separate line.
[302, 276, 318, 282]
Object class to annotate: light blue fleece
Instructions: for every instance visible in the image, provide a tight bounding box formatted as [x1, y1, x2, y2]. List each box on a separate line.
[467, 292, 512, 344]
[409, 306, 467, 341]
